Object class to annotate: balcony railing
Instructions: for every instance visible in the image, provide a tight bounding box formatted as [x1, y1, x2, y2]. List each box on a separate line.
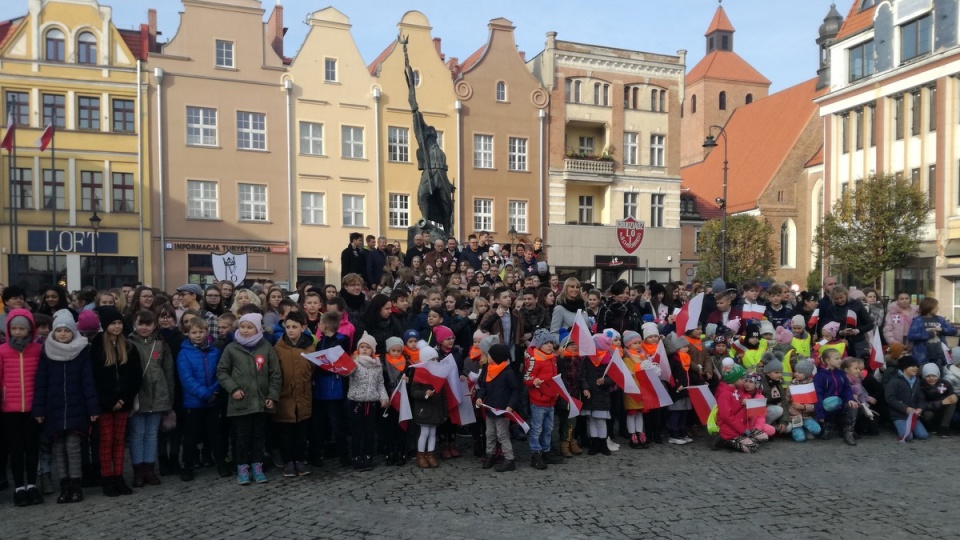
[564, 158, 614, 174]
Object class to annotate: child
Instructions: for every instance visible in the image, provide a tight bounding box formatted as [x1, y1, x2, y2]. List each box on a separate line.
[742, 372, 774, 442]
[759, 355, 788, 430]
[410, 344, 447, 468]
[216, 313, 281, 485]
[919, 362, 957, 436]
[884, 355, 928, 441]
[127, 310, 175, 488]
[524, 329, 563, 469]
[0, 309, 44, 505]
[346, 332, 388, 471]
[764, 283, 793, 329]
[844, 357, 879, 436]
[708, 332, 732, 390]
[273, 310, 316, 477]
[666, 334, 700, 445]
[475, 344, 521, 472]
[302, 291, 324, 337]
[738, 322, 767, 372]
[715, 365, 758, 453]
[786, 360, 821, 442]
[381, 336, 410, 465]
[34, 313, 53, 344]
[177, 317, 229, 481]
[907, 297, 958, 368]
[311, 312, 351, 467]
[33, 310, 100, 503]
[581, 334, 614, 456]
[789, 315, 812, 359]
[555, 336, 583, 456]
[621, 330, 649, 449]
[813, 349, 857, 446]
[402, 329, 421, 364]
[704, 290, 742, 328]
[434, 325, 464, 458]
[463, 330, 488, 457]
[814, 322, 846, 366]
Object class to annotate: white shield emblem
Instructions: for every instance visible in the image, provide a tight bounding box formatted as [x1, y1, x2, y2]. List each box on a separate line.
[211, 251, 248, 285]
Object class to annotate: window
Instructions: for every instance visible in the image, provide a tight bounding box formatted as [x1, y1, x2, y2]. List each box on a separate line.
[508, 137, 527, 171]
[238, 183, 267, 221]
[578, 136, 594, 155]
[623, 192, 638, 219]
[187, 180, 218, 219]
[45, 29, 65, 62]
[721, 35, 729, 50]
[473, 198, 493, 231]
[388, 193, 410, 228]
[388, 127, 410, 162]
[929, 86, 937, 132]
[324, 58, 337, 82]
[650, 194, 665, 227]
[595, 84, 602, 105]
[719, 91, 727, 110]
[848, 40, 875, 82]
[694, 230, 701, 253]
[855, 109, 863, 150]
[578, 196, 594, 223]
[901, 15, 932, 63]
[342, 194, 364, 226]
[929, 164, 937, 206]
[894, 95, 904, 140]
[496, 81, 507, 102]
[623, 132, 639, 165]
[186, 106, 217, 146]
[593, 83, 608, 106]
[236, 111, 266, 150]
[6, 92, 29, 126]
[43, 169, 65, 210]
[112, 172, 134, 212]
[215, 40, 234, 68]
[649, 135, 665, 167]
[80, 171, 102, 211]
[77, 32, 97, 65]
[77, 96, 100, 130]
[659, 90, 666, 112]
[565, 80, 582, 103]
[12, 168, 32, 209]
[341, 126, 364, 158]
[42, 94, 65, 128]
[508, 200, 527, 233]
[911, 167, 921, 186]
[301, 192, 325, 225]
[435, 131, 444, 149]
[745, 93, 753, 105]
[841, 114, 850, 154]
[869, 104, 876, 147]
[651, 89, 666, 112]
[299, 121, 323, 155]
[111, 99, 134, 133]
[911, 91, 921, 136]
[651, 89, 658, 111]
[473, 134, 493, 168]
[691, 94, 697, 113]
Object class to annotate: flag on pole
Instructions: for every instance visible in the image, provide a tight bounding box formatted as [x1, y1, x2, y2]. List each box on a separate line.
[790, 382, 817, 404]
[742, 304, 766, 321]
[549, 374, 582, 418]
[899, 410, 918, 442]
[301, 346, 356, 375]
[868, 329, 884, 371]
[482, 405, 529, 433]
[636, 368, 673, 410]
[0, 109, 14, 152]
[36, 124, 54, 151]
[605, 351, 643, 401]
[674, 293, 704, 335]
[745, 398, 767, 418]
[571, 310, 596, 356]
[688, 385, 717, 425]
[807, 309, 819, 329]
[654, 338, 671, 383]
[388, 382, 413, 430]
[846, 309, 858, 327]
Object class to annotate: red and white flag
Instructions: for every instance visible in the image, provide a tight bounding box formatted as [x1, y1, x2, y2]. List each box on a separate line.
[483, 405, 529, 433]
[36, 124, 54, 151]
[674, 293, 704, 335]
[0, 109, 14, 152]
[688, 385, 717, 425]
[731, 338, 748, 355]
[846, 309, 858, 327]
[572, 309, 596, 356]
[745, 397, 767, 418]
[637, 368, 673, 410]
[900, 410, 918, 442]
[604, 351, 643, 401]
[411, 355, 458, 394]
[301, 346, 356, 375]
[868, 329, 884, 371]
[790, 382, 817, 405]
[742, 304, 766, 321]
[549, 374, 582, 418]
[807, 309, 819, 329]
[654, 339, 672, 383]
[388, 382, 413, 430]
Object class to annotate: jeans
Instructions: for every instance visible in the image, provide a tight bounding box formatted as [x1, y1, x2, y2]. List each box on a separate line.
[894, 418, 929, 441]
[129, 412, 163, 464]
[528, 404, 554, 452]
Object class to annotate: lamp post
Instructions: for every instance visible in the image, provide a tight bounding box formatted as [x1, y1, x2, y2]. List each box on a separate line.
[702, 126, 728, 282]
[89, 208, 102, 289]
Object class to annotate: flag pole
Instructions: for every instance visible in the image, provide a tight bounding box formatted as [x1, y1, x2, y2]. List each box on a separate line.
[50, 125, 56, 286]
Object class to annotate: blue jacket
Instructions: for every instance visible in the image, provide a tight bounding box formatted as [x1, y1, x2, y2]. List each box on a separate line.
[813, 367, 854, 421]
[312, 332, 350, 400]
[907, 315, 958, 366]
[177, 339, 222, 409]
[32, 347, 100, 436]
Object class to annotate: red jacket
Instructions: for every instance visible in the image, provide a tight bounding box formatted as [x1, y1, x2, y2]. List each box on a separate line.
[716, 381, 750, 441]
[524, 348, 559, 407]
[0, 309, 42, 413]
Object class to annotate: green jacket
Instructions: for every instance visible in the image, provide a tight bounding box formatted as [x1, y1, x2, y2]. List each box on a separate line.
[216, 339, 281, 417]
[128, 333, 175, 413]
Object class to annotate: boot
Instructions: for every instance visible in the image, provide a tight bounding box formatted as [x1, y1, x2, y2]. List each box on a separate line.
[132, 464, 146, 488]
[448, 441, 460, 458]
[820, 424, 833, 440]
[252, 463, 268, 483]
[494, 459, 515, 472]
[440, 442, 452, 459]
[587, 437, 599, 456]
[56, 479, 71, 504]
[180, 467, 195, 482]
[237, 464, 251, 485]
[629, 433, 641, 449]
[425, 451, 439, 468]
[598, 438, 611, 456]
[530, 451, 547, 470]
[101, 478, 119, 498]
[68, 479, 84, 503]
[143, 463, 161, 486]
[114, 475, 133, 495]
[843, 427, 857, 446]
[560, 441, 573, 458]
[416, 452, 429, 469]
[568, 437, 583, 455]
[543, 448, 565, 464]
[481, 454, 496, 470]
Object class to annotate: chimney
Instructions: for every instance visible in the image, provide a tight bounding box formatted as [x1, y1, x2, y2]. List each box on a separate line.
[147, 9, 157, 51]
[267, 2, 284, 59]
[433, 37, 444, 61]
[518, 50, 526, 62]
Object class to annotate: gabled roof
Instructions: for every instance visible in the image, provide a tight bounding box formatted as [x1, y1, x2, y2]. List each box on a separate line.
[686, 50, 770, 86]
[805, 145, 824, 168]
[681, 78, 824, 214]
[458, 45, 486, 74]
[118, 28, 146, 61]
[835, 0, 876, 41]
[367, 40, 397, 76]
[681, 189, 724, 221]
[0, 17, 22, 50]
[705, 6, 735, 35]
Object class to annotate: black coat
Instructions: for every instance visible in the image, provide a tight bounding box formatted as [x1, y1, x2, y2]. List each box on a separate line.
[884, 372, 926, 421]
[363, 315, 406, 357]
[579, 358, 614, 412]
[90, 335, 143, 412]
[667, 356, 703, 402]
[32, 347, 100, 436]
[475, 363, 521, 411]
[340, 245, 366, 282]
[410, 380, 448, 425]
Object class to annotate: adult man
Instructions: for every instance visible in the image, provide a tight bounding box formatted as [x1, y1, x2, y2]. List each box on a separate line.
[177, 284, 221, 340]
[461, 234, 483, 270]
[816, 275, 839, 314]
[518, 248, 538, 278]
[518, 287, 550, 343]
[364, 235, 377, 252]
[218, 280, 235, 307]
[404, 233, 429, 267]
[366, 236, 388, 288]
[422, 239, 451, 272]
[446, 237, 461, 265]
[341, 233, 366, 284]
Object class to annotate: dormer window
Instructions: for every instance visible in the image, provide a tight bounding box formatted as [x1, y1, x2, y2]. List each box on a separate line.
[77, 32, 97, 65]
[45, 29, 65, 62]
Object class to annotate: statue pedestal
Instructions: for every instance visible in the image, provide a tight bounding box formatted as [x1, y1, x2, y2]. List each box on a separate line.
[408, 219, 448, 250]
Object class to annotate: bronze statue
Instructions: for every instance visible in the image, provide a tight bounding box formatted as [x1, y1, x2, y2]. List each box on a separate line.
[400, 34, 455, 239]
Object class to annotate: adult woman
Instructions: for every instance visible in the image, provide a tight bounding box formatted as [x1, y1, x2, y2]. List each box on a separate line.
[597, 280, 641, 335]
[548, 275, 561, 295]
[551, 278, 585, 333]
[860, 287, 885, 337]
[202, 286, 224, 316]
[340, 273, 368, 325]
[108, 288, 127, 313]
[818, 286, 873, 358]
[95, 291, 117, 308]
[263, 287, 285, 331]
[361, 294, 405, 356]
[447, 273, 463, 290]
[908, 297, 958, 366]
[884, 292, 919, 350]
[230, 288, 261, 314]
[795, 291, 819, 327]
[538, 288, 556, 322]
[410, 256, 423, 277]
[38, 285, 74, 318]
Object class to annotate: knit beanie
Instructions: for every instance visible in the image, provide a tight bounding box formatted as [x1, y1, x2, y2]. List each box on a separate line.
[725, 318, 741, 334]
[822, 322, 840, 339]
[357, 331, 377, 352]
[763, 358, 784, 373]
[745, 323, 761, 341]
[623, 330, 642, 347]
[744, 372, 762, 386]
[403, 329, 419, 343]
[602, 328, 621, 341]
[239, 313, 263, 331]
[594, 334, 613, 352]
[705, 323, 718, 338]
[77, 310, 101, 333]
[791, 315, 806, 328]
[759, 320, 774, 336]
[489, 344, 511, 363]
[532, 328, 559, 349]
[433, 325, 454, 343]
[419, 342, 439, 362]
[721, 357, 735, 369]
[385, 336, 404, 352]
[8, 315, 30, 330]
[722, 364, 746, 384]
[473, 329, 490, 342]
[775, 326, 793, 345]
[641, 322, 659, 340]
[897, 355, 918, 372]
[96, 306, 124, 329]
[713, 334, 728, 346]
[52, 309, 78, 335]
[922, 363, 940, 378]
[794, 359, 816, 377]
[479, 335, 500, 355]
[888, 342, 905, 360]
[665, 334, 689, 355]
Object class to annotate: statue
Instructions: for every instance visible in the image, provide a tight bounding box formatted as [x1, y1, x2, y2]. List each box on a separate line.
[400, 34, 455, 244]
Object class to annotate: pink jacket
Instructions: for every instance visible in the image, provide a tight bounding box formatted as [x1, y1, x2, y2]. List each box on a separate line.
[883, 302, 918, 347]
[716, 381, 750, 441]
[0, 309, 43, 413]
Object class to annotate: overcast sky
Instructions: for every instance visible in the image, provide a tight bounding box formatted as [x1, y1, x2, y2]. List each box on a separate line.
[1, 0, 844, 92]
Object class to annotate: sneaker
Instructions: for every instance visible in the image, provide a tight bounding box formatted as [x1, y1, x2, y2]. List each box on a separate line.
[295, 462, 311, 476]
[252, 463, 268, 484]
[682, 436, 694, 443]
[26, 485, 43, 505]
[668, 437, 687, 445]
[283, 462, 297, 478]
[237, 464, 251, 486]
[13, 488, 29, 507]
[493, 459, 516, 472]
[606, 437, 620, 451]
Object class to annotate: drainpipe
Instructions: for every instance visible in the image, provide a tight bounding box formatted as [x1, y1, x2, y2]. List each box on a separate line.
[455, 99, 463, 240]
[284, 79, 294, 286]
[136, 60, 145, 282]
[373, 87, 382, 236]
[539, 108, 546, 239]
[155, 67, 166, 290]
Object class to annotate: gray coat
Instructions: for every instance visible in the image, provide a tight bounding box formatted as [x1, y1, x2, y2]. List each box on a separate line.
[129, 333, 175, 413]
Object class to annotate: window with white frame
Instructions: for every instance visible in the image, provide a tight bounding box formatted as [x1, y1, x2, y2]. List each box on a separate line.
[578, 195, 594, 223]
[388, 127, 410, 162]
[650, 194, 665, 227]
[300, 192, 324, 225]
[474, 198, 493, 231]
[215, 40, 234, 68]
[342, 194, 364, 226]
[623, 192, 638, 218]
[388, 193, 410, 228]
[623, 132, 639, 165]
[187, 106, 217, 146]
[578, 136, 594, 154]
[474, 134, 493, 168]
[341, 126, 364, 158]
[508, 137, 527, 171]
[238, 183, 267, 221]
[508, 200, 527, 233]
[496, 81, 507, 102]
[187, 180, 218, 219]
[324, 58, 338, 82]
[237, 111, 265, 150]
[299, 121, 323, 155]
[649, 135, 665, 167]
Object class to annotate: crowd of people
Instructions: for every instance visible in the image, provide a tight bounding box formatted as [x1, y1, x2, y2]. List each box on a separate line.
[0, 230, 955, 508]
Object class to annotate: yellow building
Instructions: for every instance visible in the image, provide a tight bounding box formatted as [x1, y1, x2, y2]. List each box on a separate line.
[0, 0, 151, 292]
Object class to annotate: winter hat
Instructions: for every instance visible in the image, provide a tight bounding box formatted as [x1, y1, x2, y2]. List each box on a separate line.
[642, 314, 655, 323]
[385, 336, 404, 352]
[822, 322, 840, 340]
[8, 315, 30, 329]
[791, 315, 806, 328]
[432, 325, 454, 343]
[603, 328, 621, 341]
[641, 322, 659, 340]
[403, 329, 419, 343]
[744, 372, 762, 387]
[922, 363, 941, 378]
[52, 309, 78, 335]
[795, 359, 816, 377]
[357, 331, 377, 351]
[532, 328, 559, 349]
[594, 334, 613, 352]
[713, 334, 729, 346]
[848, 288, 866, 301]
[725, 318, 741, 334]
[419, 341, 439, 362]
[665, 334, 689, 355]
[623, 330, 643, 346]
[239, 313, 263, 332]
[77, 310, 101, 334]
[745, 322, 761, 341]
[537, 261, 548, 273]
[473, 329, 490, 342]
[759, 320, 774, 336]
[951, 346, 960, 366]
[489, 344, 511, 363]
[722, 364, 746, 384]
[711, 278, 726, 292]
[479, 335, 500, 355]
[775, 326, 793, 345]
[888, 342, 905, 360]
[96, 306, 124, 329]
[721, 357, 735, 369]
[763, 358, 784, 373]
[897, 355, 918, 371]
[705, 323, 718, 338]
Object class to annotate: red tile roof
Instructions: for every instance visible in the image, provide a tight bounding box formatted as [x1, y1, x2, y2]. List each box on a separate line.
[118, 28, 146, 61]
[835, 1, 876, 41]
[367, 40, 397, 76]
[458, 45, 486, 74]
[681, 78, 824, 214]
[805, 145, 824, 168]
[686, 50, 770, 86]
[0, 18, 23, 50]
[705, 6, 735, 35]
[681, 189, 724, 220]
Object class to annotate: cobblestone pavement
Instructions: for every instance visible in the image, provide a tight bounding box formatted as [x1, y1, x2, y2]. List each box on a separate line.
[2, 433, 959, 539]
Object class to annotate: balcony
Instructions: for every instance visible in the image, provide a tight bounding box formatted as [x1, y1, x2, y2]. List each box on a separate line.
[563, 158, 614, 183]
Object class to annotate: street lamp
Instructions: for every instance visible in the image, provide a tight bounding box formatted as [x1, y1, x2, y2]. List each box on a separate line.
[702, 126, 729, 282]
[89, 208, 102, 289]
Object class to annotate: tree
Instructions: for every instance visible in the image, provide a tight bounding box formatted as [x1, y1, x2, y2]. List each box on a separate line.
[696, 215, 774, 284]
[815, 173, 929, 289]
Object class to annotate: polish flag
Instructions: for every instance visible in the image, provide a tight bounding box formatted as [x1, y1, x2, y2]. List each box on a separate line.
[571, 309, 596, 356]
[0, 109, 14, 152]
[688, 385, 717, 425]
[301, 346, 356, 375]
[790, 382, 817, 405]
[36, 124, 54, 151]
[674, 293, 704, 334]
[636, 368, 673, 410]
[411, 356, 457, 393]
[454, 379, 476, 426]
[745, 397, 767, 418]
[742, 304, 766, 321]
[654, 338, 672, 383]
[730, 338, 748, 355]
[900, 410, 918, 442]
[604, 351, 643, 401]
[846, 309, 858, 327]
[388, 382, 413, 430]
[807, 309, 819, 329]
[868, 329, 884, 371]
[483, 405, 529, 433]
[549, 374, 582, 418]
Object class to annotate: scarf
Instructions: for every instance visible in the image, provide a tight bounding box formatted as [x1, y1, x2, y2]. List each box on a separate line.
[469, 346, 482, 361]
[559, 297, 586, 313]
[235, 329, 263, 348]
[562, 349, 579, 358]
[404, 346, 420, 364]
[340, 290, 366, 312]
[385, 353, 406, 372]
[8, 336, 30, 352]
[625, 350, 643, 372]
[678, 351, 691, 371]
[686, 336, 703, 352]
[612, 346, 623, 358]
[533, 348, 555, 364]
[640, 342, 658, 359]
[356, 355, 380, 370]
[590, 353, 604, 368]
[486, 360, 508, 382]
[44, 334, 90, 361]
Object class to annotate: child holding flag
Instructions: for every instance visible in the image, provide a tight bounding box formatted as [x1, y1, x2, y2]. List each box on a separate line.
[715, 365, 759, 453]
[524, 329, 563, 469]
[381, 337, 410, 465]
[786, 360, 822, 442]
[580, 334, 615, 456]
[742, 372, 774, 442]
[813, 349, 858, 446]
[433, 325, 462, 459]
[346, 332, 388, 471]
[884, 355, 928, 441]
[410, 345, 447, 468]
[475, 344, 521, 472]
[622, 329, 651, 449]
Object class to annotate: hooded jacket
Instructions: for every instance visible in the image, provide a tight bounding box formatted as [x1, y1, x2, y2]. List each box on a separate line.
[128, 332, 175, 413]
[274, 334, 315, 423]
[883, 301, 918, 348]
[884, 370, 927, 422]
[177, 339, 222, 409]
[0, 309, 43, 412]
[216, 338, 282, 417]
[33, 337, 100, 435]
[716, 381, 750, 441]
